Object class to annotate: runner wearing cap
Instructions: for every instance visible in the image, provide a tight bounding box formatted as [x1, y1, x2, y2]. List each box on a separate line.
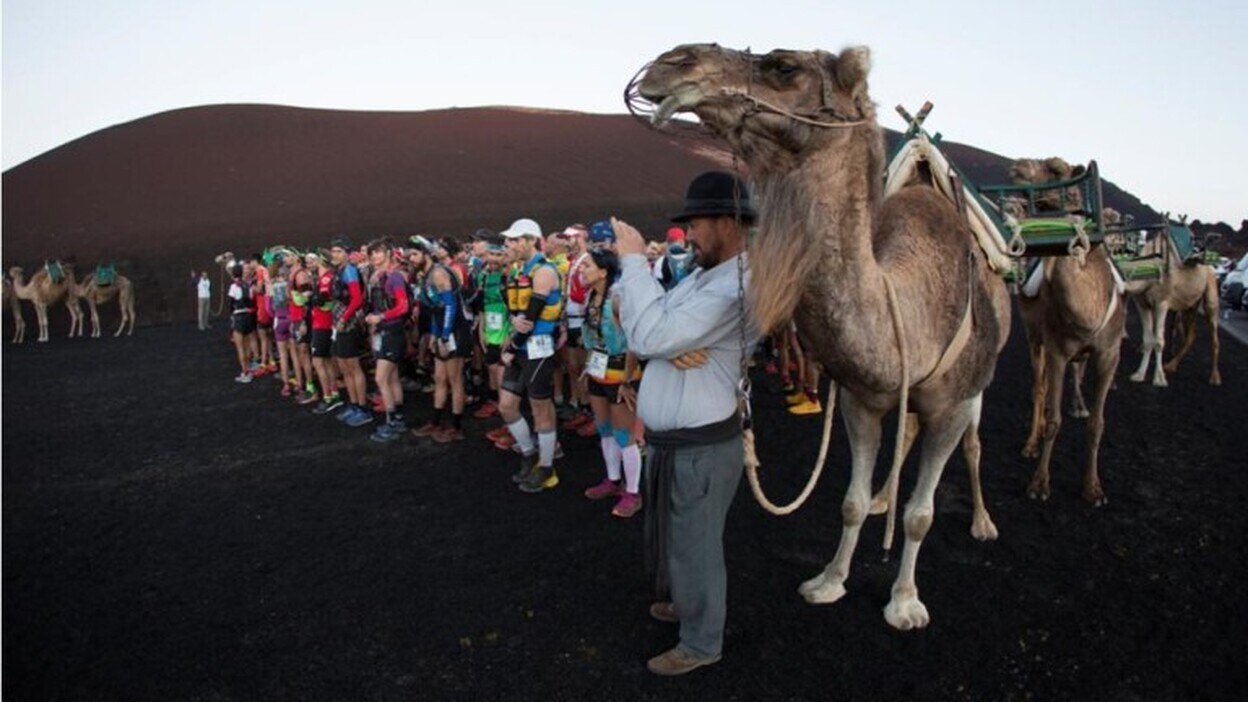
[364, 239, 412, 442]
[557, 224, 592, 428]
[498, 217, 564, 493]
[473, 237, 511, 421]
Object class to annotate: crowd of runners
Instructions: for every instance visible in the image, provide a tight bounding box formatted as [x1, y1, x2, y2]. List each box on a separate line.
[216, 218, 719, 517]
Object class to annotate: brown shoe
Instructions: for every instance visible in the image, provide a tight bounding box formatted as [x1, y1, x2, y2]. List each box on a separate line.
[410, 421, 439, 438]
[646, 647, 720, 676]
[432, 426, 465, 443]
[649, 601, 679, 624]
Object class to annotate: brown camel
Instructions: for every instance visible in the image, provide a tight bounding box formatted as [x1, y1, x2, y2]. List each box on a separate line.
[213, 252, 238, 317]
[634, 44, 1011, 630]
[1017, 250, 1125, 505]
[1125, 229, 1221, 387]
[4, 275, 27, 343]
[8, 262, 84, 342]
[73, 268, 137, 337]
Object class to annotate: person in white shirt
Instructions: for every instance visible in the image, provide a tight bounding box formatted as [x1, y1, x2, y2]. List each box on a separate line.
[196, 271, 212, 330]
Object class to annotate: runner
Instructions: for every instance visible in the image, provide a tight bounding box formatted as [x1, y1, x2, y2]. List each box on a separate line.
[328, 237, 372, 427]
[498, 217, 564, 493]
[287, 251, 318, 404]
[558, 224, 592, 428]
[267, 257, 295, 397]
[308, 251, 343, 416]
[408, 239, 472, 442]
[226, 262, 257, 383]
[364, 239, 412, 442]
[578, 247, 643, 518]
[473, 237, 511, 422]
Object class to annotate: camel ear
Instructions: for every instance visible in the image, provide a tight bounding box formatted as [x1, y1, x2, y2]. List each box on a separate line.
[830, 46, 871, 92]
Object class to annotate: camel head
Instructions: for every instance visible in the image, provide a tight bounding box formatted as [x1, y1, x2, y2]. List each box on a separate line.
[631, 44, 876, 171]
[1009, 157, 1085, 213]
[214, 251, 236, 269]
[8, 266, 24, 283]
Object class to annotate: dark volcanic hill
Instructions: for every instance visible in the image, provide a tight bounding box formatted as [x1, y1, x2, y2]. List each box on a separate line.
[2, 104, 1160, 324]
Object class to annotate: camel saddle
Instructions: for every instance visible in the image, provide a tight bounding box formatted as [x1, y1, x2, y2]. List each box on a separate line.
[46, 260, 65, 284]
[94, 264, 118, 287]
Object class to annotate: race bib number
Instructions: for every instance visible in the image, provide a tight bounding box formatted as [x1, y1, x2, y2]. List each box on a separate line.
[526, 334, 554, 359]
[586, 351, 609, 379]
[486, 311, 505, 332]
[371, 333, 382, 352]
[331, 327, 338, 342]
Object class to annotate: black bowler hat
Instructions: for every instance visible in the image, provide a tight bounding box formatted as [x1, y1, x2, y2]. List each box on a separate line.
[670, 171, 757, 224]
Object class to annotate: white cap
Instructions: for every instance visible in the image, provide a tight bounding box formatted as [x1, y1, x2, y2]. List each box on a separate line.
[500, 218, 542, 239]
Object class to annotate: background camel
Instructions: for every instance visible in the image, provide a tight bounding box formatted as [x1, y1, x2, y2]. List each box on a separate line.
[4, 276, 27, 343]
[73, 267, 137, 337]
[1005, 162, 1125, 505]
[213, 252, 237, 317]
[635, 44, 1011, 630]
[1124, 227, 1221, 387]
[9, 262, 84, 342]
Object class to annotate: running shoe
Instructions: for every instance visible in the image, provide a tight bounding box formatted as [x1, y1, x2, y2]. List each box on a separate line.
[323, 395, 345, 413]
[369, 423, 399, 443]
[508, 441, 564, 459]
[335, 404, 355, 421]
[345, 406, 375, 427]
[485, 425, 511, 442]
[432, 426, 465, 443]
[280, 384, 292, 398]
[611, 492, 643, 518]
[788, 399, 823, 416]
[512, 453, 539, 483]
[785, 390, 807, 405]
[518, 465, 558, 493]
[472, 401, 498, 419]
[297, 391, 320, 406]
[234, 372, 253, 384]
[584, 478, 621, 500]
[494, 434, 518, 451]
[410, 421, 440, 438]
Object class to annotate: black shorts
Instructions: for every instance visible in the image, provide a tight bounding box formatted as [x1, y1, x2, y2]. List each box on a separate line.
[310, 328, 333, 358]
[432, 324, 474, 361]
[565, 325, 584, 348]
[484, 343, 503, 366]
[587, 377, 627, 402]
[231, 312, 256, 335]
[372, 325, 407, 363]
[332, 327, 363, 359]
[501, 351, 556, 400]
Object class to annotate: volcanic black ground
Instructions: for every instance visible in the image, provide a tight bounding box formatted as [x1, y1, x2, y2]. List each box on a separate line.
[4, 306, 1247, 701]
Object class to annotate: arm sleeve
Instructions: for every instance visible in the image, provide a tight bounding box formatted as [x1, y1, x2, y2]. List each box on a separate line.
[617, 254, 737, 358]
[438, 290, 458, 339]
[342, 280, 364, 320]
[382, 280, 409, 322]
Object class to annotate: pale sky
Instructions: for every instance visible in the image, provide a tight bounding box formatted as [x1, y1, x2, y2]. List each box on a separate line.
[3, 0, 1245, 223]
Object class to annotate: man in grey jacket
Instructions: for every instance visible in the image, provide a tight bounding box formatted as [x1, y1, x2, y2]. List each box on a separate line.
[612, 170, 758, 676]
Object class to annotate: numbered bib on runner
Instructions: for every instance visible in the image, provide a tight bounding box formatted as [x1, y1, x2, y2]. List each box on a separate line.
[526, 334, 554, 359]
[442, 335, 457, 353]
[586, 350, 609, 379]
[485, 311, 505, 332]
[371, 333, 382, 352]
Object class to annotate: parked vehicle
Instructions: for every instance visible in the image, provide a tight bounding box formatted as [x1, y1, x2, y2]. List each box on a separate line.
[1221, 253, 1248, 310]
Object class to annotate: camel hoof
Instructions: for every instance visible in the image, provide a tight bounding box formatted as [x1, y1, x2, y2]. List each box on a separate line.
[1021, 443, 1039, 458]
[1209, 374, 1222, 386]
[970, 516, 999, 542]
[798, 573, 847, 605]
[1083, 490, 1108, 507]
[884, 596, 930, 631]
[1026, 484, 1050, 502]
[1129, 371, 1146, 383]
[1151, 377, 1168, 388]
[1069, 408, 1090, 419]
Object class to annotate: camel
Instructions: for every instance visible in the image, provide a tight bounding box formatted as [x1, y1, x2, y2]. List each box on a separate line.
[1016, 250, 1125, 505]
[4, 275, 27, 343]
[1124, 228, 1221, 387]
[634, 44, 1011, 630]
[73, 266, 137, 337]
[8, 262, 84, 342]
[213, 251, 238, 317]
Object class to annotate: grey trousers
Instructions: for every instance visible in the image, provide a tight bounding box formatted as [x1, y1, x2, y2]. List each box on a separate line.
[663, 433, 744, 659]
[197, 298, 211, 329]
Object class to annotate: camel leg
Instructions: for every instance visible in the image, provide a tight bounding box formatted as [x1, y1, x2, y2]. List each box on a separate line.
[36, 303, 49, 342]
[1081, 345, 1118, 506]
[1022, 338, 1047, 457]
[1204, 279, 1221, 386]
[1163, 310, 1197, 376]
[115, 301, 126, 336]
[1029, 348, 1068, 501]
[1149, 303, 1170, 387]
[87, 299, 101, 338]
[883, 395, 977, 630]
[1068, 359, 1090, 418]
[1129, 303, 1155, 383]
[869, 412, 920, 515]
[800, 390, 882, 605]
[961, 397, 998, 541]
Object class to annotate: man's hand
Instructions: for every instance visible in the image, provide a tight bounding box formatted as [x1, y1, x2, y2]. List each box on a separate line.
[511, 315, 534, 334]
[611, 217, 646, 257]
[501, 350, 515, 367]
[670, 348, 710, 370]
[365, 313, 381, 327]
[618, 383, 637, 411]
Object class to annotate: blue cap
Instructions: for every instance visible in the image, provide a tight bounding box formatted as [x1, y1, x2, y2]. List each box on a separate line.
[589, 220, 616, 243]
